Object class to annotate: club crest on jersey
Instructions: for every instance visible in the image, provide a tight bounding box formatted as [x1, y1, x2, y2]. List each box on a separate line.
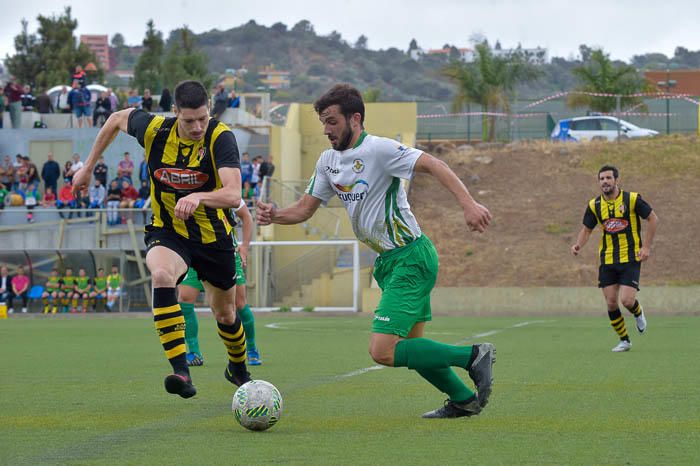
[154, 168, 209, 190]
[603, 218, 629, 233]
[618, 204, 626, 214]
[197, 147, 207, 162]
[352, 159, 365, 174]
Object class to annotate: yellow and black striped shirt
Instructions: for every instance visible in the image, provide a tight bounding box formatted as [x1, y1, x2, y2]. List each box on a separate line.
[127, 110, 240, 247]
[583, 190, 653, 265]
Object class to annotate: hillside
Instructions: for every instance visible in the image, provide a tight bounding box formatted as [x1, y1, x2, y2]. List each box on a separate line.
[410, 135, 700, 287]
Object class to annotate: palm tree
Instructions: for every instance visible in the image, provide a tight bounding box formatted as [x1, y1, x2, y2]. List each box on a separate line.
[568, 49, 652, 113]
[443, 43, 540, 141]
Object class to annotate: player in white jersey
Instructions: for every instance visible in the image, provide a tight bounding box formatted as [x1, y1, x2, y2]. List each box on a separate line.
[257, 84, 495, 419]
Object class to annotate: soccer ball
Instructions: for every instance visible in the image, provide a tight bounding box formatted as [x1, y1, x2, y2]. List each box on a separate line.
[232, 380, 283, 431]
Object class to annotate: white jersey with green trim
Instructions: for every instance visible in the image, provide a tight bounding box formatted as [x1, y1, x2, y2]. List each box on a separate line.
[305, 132, 423, 253]
[231, 199, 246, 248]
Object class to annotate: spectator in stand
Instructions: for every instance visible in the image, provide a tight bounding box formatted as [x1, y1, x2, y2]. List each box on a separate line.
[56, 86, 71, 114]
[211, 84, 228, 119]
[72, 65, 87, 88]
[93, 91, 111, 127]
[138, 154, 149, 188]
[41, 152, 60, 195]
[0, 183, 9, 210]
[23, 181, 40, 223]
[0, 266, 11, 304]
[242, 180, 255, 206]
[21, 85, 35, 111]
[42, 186, 56, 207]
[62, 160, 73, 184]
[4, 76, 24, 129]
[240, 152, 252, 186]
[260, 155, 275, 180]
[57, 181, 77, 219]
[127, 89, 142, 109]
[158, 88, 172, 112]
[68, 80, 92, 128]
[66, 153, 84, 181]
[35, 90, 53, 114]
[142, 88, 153, 111]
[13, 154, 25, 190]
[24, 156, 40, 187]
[250, 155, 261, 193]
[135, 180, 150, 208]
[89, 179, 106, 209]
[119, 179, 139, 224]
[107, 88, 119, 112]
[93, 156, 108, 186]
[105, 179, 121, 225]
[1, 155, 14, 187]
[76, 185, 90, 216]
[0, 87, 5, 129]
[15, 156, 28, 192]
[229, 90, 240, 108]
[9, 265, 30, 314]
[117, 152, 134, 184]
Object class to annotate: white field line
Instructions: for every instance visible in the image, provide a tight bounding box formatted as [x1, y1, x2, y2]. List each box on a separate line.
[337, 320, 554, 379]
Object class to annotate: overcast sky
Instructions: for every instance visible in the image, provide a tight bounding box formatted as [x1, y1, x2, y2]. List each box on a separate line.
[2, 0, 699, 64]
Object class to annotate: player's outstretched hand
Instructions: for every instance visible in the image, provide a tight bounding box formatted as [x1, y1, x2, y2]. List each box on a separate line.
[174, 194, 201, 220]
[256, 200, 274, 225]
[71, 167, 92, 197]
[464, 202, 492, 233]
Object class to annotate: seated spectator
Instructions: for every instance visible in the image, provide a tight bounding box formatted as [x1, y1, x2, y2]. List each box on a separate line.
[229, 90, 240, 108]
[242, 180, 255, 206]
[119, 180, 139, 223]
[22, 182, 40, 223]
[89, 179, 106, 209]
[127, 89, 142, 109]
[0, 155, 14, 187]
[42, 186, 56, 207]
[93, 91, 112, 127]
[0, 183, 8, 210]
[63, 161, 73, 184]
[9, 265, 30, 313]
[0, 266, 11, 304]
[105, 179, 121, 225]
[57, 182, 77, 219]
[134, 180, 150, 208]
[76, 186, 90, 216]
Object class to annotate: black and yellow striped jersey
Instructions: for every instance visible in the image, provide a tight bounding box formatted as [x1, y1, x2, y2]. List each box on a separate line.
[127, 109, 240, 247]
[583, 190, 653, 265]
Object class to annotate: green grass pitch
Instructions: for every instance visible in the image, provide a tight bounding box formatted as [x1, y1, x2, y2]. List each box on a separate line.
[1, 314, 699, 465]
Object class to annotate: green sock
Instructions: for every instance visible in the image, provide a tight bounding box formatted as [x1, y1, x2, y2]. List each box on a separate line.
[394, 338, 475, 402]
[237, 304, 256, 351]
[180, 302, 201, 355]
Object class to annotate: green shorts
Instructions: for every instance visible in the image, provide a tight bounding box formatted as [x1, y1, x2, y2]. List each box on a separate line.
[371, 234, 438, 337]
[180, 253, 246, 290]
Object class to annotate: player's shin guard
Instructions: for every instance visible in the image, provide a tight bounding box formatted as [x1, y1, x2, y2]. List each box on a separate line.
[153, 287, 188, 375]
[180, 302, 201, 355]
[626, 300, 642, 317]
[237, 304, 256, 351]
[217, 318, 247, 366]
[608, 308, 629, 341]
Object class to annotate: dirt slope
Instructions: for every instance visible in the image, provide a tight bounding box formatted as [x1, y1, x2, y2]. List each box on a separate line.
[409, 136, 700, 287]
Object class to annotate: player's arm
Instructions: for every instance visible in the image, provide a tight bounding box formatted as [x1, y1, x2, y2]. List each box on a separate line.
[414, 152, 491, 233]
[638, 211, 659, 261]
[571, 226, 593, 256]
[256, 194, 322, 225]
[72, 109, 135, 195]
[235, 202, 254, 268]
[174, 167, 241, 220]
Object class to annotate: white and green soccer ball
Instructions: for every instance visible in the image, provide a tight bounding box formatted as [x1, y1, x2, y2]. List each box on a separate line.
[232, 380, 283, 431]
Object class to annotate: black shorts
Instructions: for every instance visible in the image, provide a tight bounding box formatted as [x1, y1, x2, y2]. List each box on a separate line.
[144, 226, 237, 290]
[598, 262, 641, 290]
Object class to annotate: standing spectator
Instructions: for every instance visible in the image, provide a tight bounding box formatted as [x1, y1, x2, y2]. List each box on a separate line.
[24, 156, 40, 187]
[4, 76, 23, 129]
[93, 156, 108, 186]
[138, 154, 149, 188]
[66, 153, 84, 181]
[0, 266, 11, 304]
[57, 181, 76, 219]
[229, 90, 240, 108]
[117, 152, 134, 184]
[158, 88, 172, 112]
[42, 186, 56, 207]
[142, 88, 153, 111]
[242, 180, 255, 206]
[35, 91, 54, 114]
[23, 182, 39, 223]
[107, 88, 119, 112]
[105, 179, 121, 225]
[21, 85, 35, 111]
[9, 266, 30, 313]
[250, 156, 261, 193]
[89, 179, 106, 209]
[211, 84, 228, 119]
[56, 86, 71, 113]
[0, 86, 5, 128]
[62, 160, 73, 184]
[1, 155, 14, 187]
[240, 152, 252, 186]
[72, 65, 87, 88]
[127, 89, 142, 109]
[41, 152, 60, 194]
[93, 91, 112, 127]
[68, 80, 92, 128]
[15, 156, 28, 191]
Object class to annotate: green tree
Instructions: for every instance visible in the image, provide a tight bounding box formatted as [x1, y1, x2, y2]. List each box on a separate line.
[162, 26, 212, 91]
[362, 87, 381, 102]
[133, 20, 164, 93]
[5, 7, 101, 90]
[568, 49, 651, 113]
[443, 43, 540, 141]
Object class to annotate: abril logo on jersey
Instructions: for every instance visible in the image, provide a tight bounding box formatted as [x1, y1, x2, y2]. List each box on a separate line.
[603, 218, 629, 233]
[154, 168, 209, 190]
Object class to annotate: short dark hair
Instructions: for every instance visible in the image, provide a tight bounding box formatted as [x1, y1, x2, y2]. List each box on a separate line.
[598, 165, 619, 179]
[174, 80, 209, 109]
[313, 84, 365, 126]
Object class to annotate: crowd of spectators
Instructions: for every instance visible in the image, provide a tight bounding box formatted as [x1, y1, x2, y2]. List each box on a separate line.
[0, 151, 150, 223]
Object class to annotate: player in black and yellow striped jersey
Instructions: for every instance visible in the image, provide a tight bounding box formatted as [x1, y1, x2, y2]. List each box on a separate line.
[572, 165, 659, 352]
[71, 80, 250, 399]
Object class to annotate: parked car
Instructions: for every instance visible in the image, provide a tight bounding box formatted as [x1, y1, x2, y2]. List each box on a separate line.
[551, 116, 659, 142]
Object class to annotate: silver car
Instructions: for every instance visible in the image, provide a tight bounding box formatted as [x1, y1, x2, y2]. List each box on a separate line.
[551, 116, 659, 141]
